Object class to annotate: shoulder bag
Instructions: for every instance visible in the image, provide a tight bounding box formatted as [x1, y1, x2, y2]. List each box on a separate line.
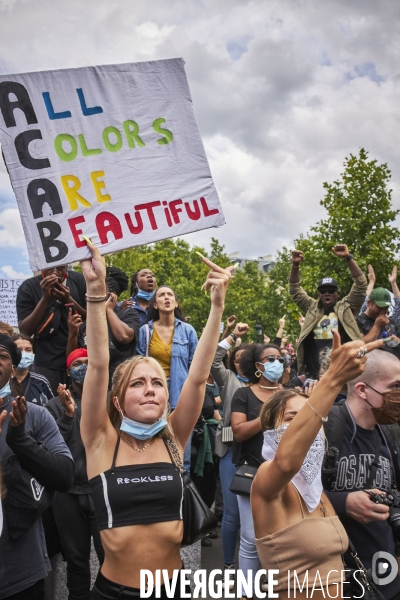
[343, 539, 386, 600]
[36, 300, 63, 339]
[164, 437, 218, 547]
[229, 455, 262, 497]
[215, 422, 234, 457]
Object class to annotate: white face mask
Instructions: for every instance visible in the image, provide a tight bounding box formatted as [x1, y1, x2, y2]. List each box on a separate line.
[262, 425, 325, 512]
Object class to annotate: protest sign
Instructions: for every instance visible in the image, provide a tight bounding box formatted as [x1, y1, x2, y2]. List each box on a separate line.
[0, 279, 25, 327]
[0, 58, 225, 271]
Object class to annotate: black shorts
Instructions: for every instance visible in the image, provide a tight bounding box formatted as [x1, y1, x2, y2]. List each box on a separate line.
[90, 570, 186, 599]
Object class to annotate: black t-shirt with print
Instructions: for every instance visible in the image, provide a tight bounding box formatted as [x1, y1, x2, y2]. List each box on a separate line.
[303, 308, 351, 378]
[77, 307, 140, 377]
[323, 423, 400, 600]
[231, 387, 265, 467]
[16, 272, 86, 371]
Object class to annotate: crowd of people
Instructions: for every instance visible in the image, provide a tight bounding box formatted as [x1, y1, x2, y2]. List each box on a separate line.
[1, 241, 400, 599]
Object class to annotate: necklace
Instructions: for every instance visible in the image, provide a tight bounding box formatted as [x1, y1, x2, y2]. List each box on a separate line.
[319, 499, 327, 517]
[120, 433, 155, 453]
[258, 384, 280, 390]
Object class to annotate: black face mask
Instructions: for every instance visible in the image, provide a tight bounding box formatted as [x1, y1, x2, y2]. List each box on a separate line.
[364, 383, 400, 425]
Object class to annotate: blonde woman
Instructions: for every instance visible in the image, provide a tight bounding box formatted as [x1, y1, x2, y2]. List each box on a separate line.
[80, 242, 233, 599]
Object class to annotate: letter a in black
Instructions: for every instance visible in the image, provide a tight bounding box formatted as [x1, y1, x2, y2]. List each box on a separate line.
[0, 81, 38, 127]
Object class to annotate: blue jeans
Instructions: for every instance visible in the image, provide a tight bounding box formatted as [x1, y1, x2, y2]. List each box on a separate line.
[236, 494, 261, 597]
[219, 447, 240, 565]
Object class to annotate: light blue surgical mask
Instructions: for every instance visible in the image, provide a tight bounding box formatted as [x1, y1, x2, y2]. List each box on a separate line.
[236, 374, 249, 383]
[260, 360, 284, 383]
[17, 351, 35, 370]
[119, 414, 168, 440]
[0, 380, 11, 398]
[136, 289, 154, 301]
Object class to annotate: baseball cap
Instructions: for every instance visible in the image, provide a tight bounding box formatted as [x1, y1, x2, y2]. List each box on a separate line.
[317, 277, 339, 291]
[369, 287, 392, 308]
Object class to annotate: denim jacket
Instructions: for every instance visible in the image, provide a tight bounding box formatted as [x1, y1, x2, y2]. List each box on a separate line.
[136, 319, 198, 409]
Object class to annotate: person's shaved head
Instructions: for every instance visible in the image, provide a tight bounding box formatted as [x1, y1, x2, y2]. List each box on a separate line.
[347, 350, 400, 396]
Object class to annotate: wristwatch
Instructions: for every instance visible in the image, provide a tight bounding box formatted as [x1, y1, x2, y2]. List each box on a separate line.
[344, 254, 353, 262]
[230, 332, 237, 343]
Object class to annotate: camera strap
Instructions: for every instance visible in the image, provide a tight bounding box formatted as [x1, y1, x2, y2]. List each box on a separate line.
[365, 429, 384, 489]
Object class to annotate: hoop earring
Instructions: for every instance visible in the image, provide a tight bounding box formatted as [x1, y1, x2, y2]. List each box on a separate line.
[255, 370, 262, 378]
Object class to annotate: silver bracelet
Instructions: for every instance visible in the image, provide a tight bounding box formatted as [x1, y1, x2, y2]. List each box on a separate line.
[305, 400, 328, 423]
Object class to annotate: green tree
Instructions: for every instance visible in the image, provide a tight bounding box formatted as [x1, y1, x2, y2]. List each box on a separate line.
[266, 148, 400, 339]
[103, 237, 282, 340]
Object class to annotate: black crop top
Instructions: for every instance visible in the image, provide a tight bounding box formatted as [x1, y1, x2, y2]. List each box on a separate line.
[89, 436, 184, 530]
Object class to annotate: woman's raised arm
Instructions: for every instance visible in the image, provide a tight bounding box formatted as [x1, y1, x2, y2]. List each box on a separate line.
[80, 242, 113, 449]
[170, 256, 233, 447]
[254, 332, 384, 502]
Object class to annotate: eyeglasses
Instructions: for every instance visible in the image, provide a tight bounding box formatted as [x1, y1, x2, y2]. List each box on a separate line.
[319, 287, 337, 295]
[260, 355, 285, 364]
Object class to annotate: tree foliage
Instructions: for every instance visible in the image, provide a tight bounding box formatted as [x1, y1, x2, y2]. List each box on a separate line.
[265, 148, 400, 339]
[103, 237, 285, 341]
[76, 149, 399, 345]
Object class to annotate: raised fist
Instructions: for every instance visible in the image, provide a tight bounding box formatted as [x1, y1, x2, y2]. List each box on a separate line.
[332, 244, 350, 258]
[291, 250, 304, 265]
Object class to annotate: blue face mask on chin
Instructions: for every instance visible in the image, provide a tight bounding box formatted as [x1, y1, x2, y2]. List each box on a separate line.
[120, 414, 168, 440]
[0, 380, 11, 398]
[260, 360, 284, 383]
[17, 351, 35, 370]
[136, 289, 154, 301]
[236, 374, 249, 383]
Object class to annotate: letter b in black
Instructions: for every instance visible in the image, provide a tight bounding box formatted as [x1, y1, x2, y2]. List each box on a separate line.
[37, 221, 68, 263]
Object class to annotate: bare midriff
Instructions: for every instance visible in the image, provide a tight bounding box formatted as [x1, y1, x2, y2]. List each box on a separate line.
[99, 520, 184, 588]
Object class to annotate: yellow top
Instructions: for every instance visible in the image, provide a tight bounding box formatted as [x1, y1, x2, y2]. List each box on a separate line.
[149, 326, 173, 378]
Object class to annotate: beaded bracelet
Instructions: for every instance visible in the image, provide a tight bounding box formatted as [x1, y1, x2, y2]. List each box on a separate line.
[305, 400, 328, 423]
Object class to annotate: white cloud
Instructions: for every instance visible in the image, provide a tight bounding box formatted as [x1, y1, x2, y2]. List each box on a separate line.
[0, 265, 29, 278]
[0, 208, 28, 249]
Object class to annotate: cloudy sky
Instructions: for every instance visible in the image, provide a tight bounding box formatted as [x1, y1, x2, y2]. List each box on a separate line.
[0, 0, 399, 279]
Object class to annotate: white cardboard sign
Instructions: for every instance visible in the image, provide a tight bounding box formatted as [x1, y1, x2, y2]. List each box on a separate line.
[0, 279, 25, 327]
[0, 58, 225, 270]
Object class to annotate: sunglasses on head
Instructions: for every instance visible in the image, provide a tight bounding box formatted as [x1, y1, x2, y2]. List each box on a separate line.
[319, 287, 337, 295]
[260, 355, 285, 364]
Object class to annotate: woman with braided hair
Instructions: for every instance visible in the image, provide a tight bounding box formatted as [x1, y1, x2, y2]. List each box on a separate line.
[118, 268, 157, 327]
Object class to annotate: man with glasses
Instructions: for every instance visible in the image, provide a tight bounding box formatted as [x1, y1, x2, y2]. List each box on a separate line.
[289, 244, 367, 378]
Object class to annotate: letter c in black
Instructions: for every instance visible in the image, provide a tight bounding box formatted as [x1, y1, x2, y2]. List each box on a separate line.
[15, 130, 51, 170]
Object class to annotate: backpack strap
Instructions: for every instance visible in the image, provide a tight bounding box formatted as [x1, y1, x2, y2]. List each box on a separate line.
[381, 424, 400, 489]
[322, 403, 347, 477]
[365, 429, 383, 489]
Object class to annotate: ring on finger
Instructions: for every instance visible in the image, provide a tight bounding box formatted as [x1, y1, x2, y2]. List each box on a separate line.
[356, 347, 367, 359]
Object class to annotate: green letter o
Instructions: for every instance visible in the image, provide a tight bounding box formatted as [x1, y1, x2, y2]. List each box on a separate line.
[54, 134, 78, 162]
[102, 126, 123, 152]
